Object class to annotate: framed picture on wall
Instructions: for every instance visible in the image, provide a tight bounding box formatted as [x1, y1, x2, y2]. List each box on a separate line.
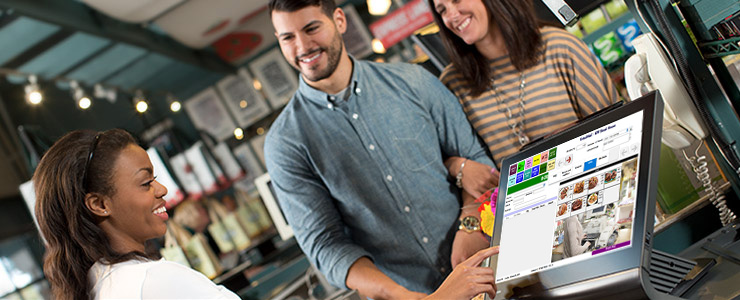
[215, 69, 272, 128]
[184, 87, 237, 141]
[342, 5, 374, 59]
[248, 48, 298, 109]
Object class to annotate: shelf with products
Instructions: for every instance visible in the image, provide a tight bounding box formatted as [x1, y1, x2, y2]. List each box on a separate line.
[582, 13, 637, 46]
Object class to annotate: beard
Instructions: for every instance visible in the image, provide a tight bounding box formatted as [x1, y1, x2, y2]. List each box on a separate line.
[296, 30, 344, 82]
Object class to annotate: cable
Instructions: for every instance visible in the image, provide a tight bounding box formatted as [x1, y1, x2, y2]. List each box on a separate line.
[635, 0, 740, 175]
[682, 141, 737, 226]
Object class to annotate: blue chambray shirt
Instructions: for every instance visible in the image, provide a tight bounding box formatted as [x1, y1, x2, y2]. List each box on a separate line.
[264, 58, 494, 294]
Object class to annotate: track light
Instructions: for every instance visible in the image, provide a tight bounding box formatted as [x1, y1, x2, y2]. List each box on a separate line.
[167, 93, 181, 112]
[78, 96, 92, 109]
[367, 0, 391, 15]
[70, 81, 92, 110]
[25, 75, 42, 105]
[133, 90, 148, 113]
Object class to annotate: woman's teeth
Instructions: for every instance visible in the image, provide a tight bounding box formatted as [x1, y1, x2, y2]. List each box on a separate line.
[457, 17, 471, 32]
[153, 206, 167, 215]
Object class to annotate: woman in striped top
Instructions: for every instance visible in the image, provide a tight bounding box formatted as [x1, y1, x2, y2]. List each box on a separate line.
[433, 0, 619, 195]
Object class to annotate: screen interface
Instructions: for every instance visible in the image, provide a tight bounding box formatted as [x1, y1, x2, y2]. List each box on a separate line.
[495, 111, 644, 283]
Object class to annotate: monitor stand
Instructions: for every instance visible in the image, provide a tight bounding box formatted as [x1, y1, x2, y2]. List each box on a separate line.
[500, 249, 695, 300]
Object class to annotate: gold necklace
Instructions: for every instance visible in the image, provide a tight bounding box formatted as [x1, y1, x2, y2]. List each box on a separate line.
[491, 72, 529, 146]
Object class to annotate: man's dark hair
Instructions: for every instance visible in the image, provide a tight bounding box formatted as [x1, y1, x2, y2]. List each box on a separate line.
[269, 0, 337, 18]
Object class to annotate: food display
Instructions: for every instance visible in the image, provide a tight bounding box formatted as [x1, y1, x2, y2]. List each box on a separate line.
[574, 181, 584, 194]
[587, 193, 598, 206]
[557, 203, 568, 217]
[571, 198, 583, 211]
[588, 176, 599, 189]
[559, 186, 569, 200]
[604, 170, 618, 184]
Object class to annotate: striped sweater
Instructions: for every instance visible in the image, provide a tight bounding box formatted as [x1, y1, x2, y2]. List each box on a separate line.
[440, 26, 619, 168]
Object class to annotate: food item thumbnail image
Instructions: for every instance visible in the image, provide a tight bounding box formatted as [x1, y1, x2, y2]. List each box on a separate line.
[559, 186, 570, 200]
[604, 169, 619, 184]
[556, 203, 569, 217]
[588, 176, 599, 189]
[573, 181, 584, 194]
[587, 193, 599, 206]
[571, 198, 584, 212]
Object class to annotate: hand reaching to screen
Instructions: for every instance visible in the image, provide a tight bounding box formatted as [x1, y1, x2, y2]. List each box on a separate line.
[428, 247, 499, 300]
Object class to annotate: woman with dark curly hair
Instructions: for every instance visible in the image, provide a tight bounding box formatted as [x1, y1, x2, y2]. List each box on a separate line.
[33, 129, 238, 299]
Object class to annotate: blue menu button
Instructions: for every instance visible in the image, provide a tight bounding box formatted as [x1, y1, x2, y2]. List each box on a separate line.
[584, 158, 597, 171]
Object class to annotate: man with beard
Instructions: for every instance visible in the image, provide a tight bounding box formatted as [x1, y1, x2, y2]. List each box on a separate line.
[264, 0, 497, 298]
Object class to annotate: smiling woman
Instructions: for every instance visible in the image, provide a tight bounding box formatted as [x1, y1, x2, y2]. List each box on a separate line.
[428, 0, 618, 171]
[33, 129, 239, 299]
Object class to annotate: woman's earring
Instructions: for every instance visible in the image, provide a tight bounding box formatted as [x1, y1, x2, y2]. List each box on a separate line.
[104, 210, 108, 214]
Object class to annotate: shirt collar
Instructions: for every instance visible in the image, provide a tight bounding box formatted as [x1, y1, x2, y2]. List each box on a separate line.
[296, 55, 362, 109]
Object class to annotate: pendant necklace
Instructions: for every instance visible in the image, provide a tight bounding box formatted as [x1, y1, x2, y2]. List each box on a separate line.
[491, 71, 529, 146]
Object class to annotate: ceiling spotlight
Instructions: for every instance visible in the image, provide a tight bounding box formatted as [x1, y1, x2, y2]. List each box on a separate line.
[239, 100, 248, 109]
[170, 101, 181, 112]
[367, 0, 391, 16]
[78, 96, 92, 109]
[25, 75, 42, 105]
[134, 90, 148, 113]
[372, 38, 386, 54]
[234, 128, 244, 140]
[166, 93, 181, 112]
[136, 100, 148, 113]
[70, 81, 92, 110]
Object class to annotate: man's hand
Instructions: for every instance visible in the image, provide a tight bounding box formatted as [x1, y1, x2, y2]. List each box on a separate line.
[451, 229, 490, 268]
[428, 246, 499, 300]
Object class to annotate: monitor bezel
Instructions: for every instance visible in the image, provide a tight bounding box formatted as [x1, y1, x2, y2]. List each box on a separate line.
[254, 173, 294, 241]
[490, 91, 663, 289]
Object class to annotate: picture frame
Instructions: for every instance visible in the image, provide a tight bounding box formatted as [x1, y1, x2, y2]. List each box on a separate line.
[215, 69, 272, 128]
[184, 87, 237, 141]
[248, 48, 298, 109]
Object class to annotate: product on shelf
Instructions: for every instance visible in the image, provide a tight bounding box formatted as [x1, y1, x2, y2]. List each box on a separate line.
[593, 32, 625, 65]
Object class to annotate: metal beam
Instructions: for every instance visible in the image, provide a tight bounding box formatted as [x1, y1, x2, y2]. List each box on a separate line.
[0, 0, 235, 74]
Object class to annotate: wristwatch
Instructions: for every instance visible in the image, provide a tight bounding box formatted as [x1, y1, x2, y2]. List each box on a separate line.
[458, 216, 481, 233]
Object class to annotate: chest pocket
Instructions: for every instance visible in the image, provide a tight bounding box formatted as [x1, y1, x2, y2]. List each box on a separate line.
[391, 122, 439, 172]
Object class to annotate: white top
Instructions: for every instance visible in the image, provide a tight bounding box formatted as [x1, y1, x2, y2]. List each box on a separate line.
[563, 216, 589, 258]
[88, 259, 239, 299]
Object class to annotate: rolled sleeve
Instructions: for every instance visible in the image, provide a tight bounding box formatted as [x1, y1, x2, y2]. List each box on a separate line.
[264, 134, 372, 289]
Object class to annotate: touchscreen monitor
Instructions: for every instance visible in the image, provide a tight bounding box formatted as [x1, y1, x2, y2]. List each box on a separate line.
[490, 91, 663, 293]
